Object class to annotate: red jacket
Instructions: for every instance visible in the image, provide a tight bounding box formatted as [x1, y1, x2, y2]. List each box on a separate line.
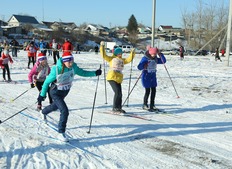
[62, 41, 73, 55]
[1, 52, 13, 64]
[26, 45, 38, 57]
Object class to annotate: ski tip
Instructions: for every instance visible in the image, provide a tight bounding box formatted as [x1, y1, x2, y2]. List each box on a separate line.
[0, 120, 2, 124]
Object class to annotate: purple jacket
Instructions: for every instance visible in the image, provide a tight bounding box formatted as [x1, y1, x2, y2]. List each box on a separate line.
[28, 61, 50, 83]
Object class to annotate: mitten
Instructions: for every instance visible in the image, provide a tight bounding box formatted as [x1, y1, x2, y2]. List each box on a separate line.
[100, 41, 105, 46]
[95, 69, 102, 76]
[37, 95, 45, 102]
[31, 83, 35, 88]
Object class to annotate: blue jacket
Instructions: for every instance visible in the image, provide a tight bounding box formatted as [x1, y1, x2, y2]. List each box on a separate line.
[39, 41, 47, 50]
[40, 58, 96, 97]
[137, 52, 166, 88]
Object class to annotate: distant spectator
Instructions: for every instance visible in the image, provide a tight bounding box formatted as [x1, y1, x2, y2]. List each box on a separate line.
[39, 38, 47, 55]
[76, 43, 80, 54]
[26, 42, 39, 69]
[48, 41, 52, 56]
[179, 45, 184, 60]
[52, 39, 61, 64]
[0, 46, 13, 82]
[62, 38, 73, 55]
[215, 47, 222, 62]
[10, 39, 19, 57]
[221, 48, 225, 57]
[94, 45, 99, 54]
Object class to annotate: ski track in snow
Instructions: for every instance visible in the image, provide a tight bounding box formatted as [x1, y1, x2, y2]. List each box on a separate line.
[0, 51, 232, 168]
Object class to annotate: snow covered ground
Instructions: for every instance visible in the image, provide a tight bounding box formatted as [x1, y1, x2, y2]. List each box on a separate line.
[0, 50, 232, 169]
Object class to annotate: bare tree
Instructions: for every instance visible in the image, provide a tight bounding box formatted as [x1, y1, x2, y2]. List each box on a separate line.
[181, 0, 228, 51]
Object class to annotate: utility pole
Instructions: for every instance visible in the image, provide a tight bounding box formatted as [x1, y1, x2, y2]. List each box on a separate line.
[42, 0, 44, 21]
[151, 0, 156, 47]
[225, 0, 232, 66]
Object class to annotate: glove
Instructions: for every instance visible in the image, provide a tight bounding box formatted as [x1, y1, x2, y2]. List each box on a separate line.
[95, 69, 102, 76]
[31, 83, 35, 88]
[37, 95, 46, 103]
[100, 41, 105, 46]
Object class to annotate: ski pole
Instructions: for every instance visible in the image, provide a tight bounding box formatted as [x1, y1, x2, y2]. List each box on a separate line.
[122, 72, 142, 107]
[126, 59, 133, 107]
[102, 59, 108, 104]
[87, 65, 101, 134]
[160, 54, 180, 98]
[0, 107, 28, 124]
[11, 88, 31, 102]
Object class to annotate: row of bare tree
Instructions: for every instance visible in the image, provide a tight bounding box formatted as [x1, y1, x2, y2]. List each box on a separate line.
[181, 0, 229, 52]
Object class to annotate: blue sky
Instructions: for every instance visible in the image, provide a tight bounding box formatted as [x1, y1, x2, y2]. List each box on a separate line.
[0, 0, 229, 28]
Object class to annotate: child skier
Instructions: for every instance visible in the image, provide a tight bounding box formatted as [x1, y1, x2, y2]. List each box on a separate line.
[0, 46, 13, 82]
[28, 52, 52, 111]
[26, 42, 38, 69]
[137, 47, 166, 112]
[100, 41, 135, 114]
[37, 51, 102, 142]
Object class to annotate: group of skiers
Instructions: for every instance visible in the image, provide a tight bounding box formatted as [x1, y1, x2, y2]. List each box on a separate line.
[0, 38, 167, 142]
[100, 42, 166, 114]
[26, 38, 63, 69]
[29, 38, 101, 142]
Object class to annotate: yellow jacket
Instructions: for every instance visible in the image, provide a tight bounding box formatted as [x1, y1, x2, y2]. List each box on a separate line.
[100, 45, 135, 84]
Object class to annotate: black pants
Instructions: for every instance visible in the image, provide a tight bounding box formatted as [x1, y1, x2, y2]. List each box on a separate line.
[53, 51, 60, 64]
[108, 80, 122, 110]
[36, 81, 53, 106]
[28, 57, 35, 68]
[143, 87, 156, 108]
[2, 64, 11, 80]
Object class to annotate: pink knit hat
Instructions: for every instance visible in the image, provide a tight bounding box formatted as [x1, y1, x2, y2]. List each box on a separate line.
[37, 52, 47, 62]
[62, 52, 74, 62]
[148, 47, 157, 55]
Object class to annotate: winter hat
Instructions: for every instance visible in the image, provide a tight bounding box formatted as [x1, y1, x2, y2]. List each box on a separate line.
[62, 52, 74, 62]
[114, 48, 123, 55]
[37, 53, 47, 62]
[148, 47, 157, 55]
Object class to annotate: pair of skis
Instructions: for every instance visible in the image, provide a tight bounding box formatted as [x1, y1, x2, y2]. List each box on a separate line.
[100, 109, 168, 122]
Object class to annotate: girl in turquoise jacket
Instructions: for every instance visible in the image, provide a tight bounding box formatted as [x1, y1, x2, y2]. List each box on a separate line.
[38, 52, 102, 142]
